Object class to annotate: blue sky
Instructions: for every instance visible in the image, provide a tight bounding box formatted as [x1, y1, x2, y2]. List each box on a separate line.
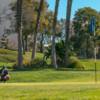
[47, 0, 100, 20]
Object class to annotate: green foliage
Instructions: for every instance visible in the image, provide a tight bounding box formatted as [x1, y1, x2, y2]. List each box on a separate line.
[73, 7, 100, 58]
[13, 52, 47, 70]
[44, 41, 65, 65]
[27, 59, 48, 69]
[68, 56, 85, 70]
[56, 40, 65, 64]
[44, 40, 75, 65]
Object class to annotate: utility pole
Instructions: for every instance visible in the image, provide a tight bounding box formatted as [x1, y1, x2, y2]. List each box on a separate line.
[93, 18, 97, 82]
[90, 16, 97, 82]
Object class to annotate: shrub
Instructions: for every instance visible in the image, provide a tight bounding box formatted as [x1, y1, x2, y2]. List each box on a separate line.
[23, 56, 31, 65]
[44, 40, 65, 64]
[44, 40, 76, 65]
[30, 58, 47, 67]
[68, 56, 85, 70]
[13, 58, 47, 70]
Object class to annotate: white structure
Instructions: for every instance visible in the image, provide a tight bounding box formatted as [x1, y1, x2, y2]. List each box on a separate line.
[7, 34, 18, 50]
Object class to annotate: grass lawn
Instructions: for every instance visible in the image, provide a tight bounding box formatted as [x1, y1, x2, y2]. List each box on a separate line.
[2, 69, 98, 83]
[81, 59, 100, 70]
[0, 49, 100, 99]
[0, 49, 100, 83]
[0, 49, 17, 63]
[0, 83, 100, 100]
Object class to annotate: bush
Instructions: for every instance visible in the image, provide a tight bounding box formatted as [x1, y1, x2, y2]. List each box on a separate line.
[44, 40, 65, 64]
[30, 58, 47, 67]
[44, 40, 76, 65]
[13, 58, 47, 70]
[31, 58, 42, 65]
[68, 56, 85, 70]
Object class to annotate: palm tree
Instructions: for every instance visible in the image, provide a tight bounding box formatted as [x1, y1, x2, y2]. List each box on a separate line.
[65, 0, 73, 65]
[32, 0, 44, 60]
[16, 0, 23, 67]
[51, 0, 60, 69]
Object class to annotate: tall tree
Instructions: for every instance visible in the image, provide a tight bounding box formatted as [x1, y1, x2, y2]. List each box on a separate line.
[73, 7, 100, 58]
[16, 0, 23, 67]
[10, 0, 49, 55]
[37, 3, 50, 53]
[22, 0, 35, 53]
[65, 0, 73, 65]
[31, 0, 44, 60]
[51, 0, 60, 69]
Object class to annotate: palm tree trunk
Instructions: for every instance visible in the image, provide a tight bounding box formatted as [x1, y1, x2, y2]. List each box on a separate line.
[40, 33, 44, 53]
[16, 0, 23, 67]
[51, 0, 60, 69]
[25, 35, 28, 51]
[32, 0, 44, 60]
[22, 34, 25, 54]
[65, 0, 73, 65]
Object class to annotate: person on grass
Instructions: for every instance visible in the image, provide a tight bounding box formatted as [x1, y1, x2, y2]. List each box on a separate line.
[0, 66, 9, 82]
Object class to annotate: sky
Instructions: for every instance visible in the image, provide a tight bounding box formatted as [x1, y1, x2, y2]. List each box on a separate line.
[47, 0, 100, 20]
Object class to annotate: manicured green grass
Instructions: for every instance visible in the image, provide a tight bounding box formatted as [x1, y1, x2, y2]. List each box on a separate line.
[0, 83, 100, 100]
[0, 49, 17, 63]
[6, 69, 100, 83]
[0, 49, 17, 55]
[81, 59, 100, 70]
